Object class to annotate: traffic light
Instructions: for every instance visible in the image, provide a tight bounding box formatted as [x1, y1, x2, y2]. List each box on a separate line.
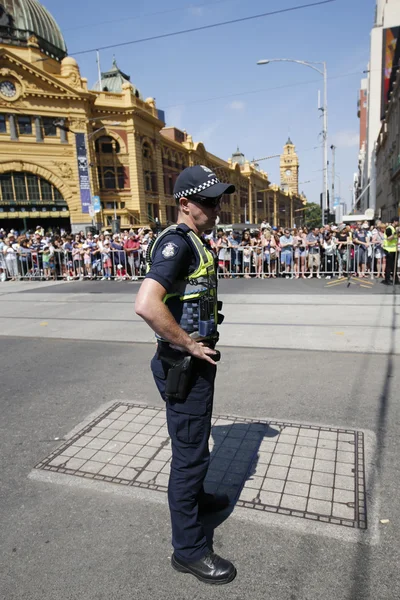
[324, 209, 335, 224]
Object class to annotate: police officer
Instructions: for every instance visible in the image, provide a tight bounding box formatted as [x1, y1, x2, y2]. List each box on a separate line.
[382, 216, 399, 285]
[135, 165, 237, 585]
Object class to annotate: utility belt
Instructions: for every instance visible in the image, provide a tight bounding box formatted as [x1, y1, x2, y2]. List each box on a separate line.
[157, 340, 221, 401]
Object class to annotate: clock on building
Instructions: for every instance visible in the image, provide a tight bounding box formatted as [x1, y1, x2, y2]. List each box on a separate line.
[0, 80, 17, 98]
[285, 169, 292, 176]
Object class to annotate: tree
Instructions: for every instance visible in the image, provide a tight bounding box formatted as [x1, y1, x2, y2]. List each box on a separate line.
[304, 203, 322, 229]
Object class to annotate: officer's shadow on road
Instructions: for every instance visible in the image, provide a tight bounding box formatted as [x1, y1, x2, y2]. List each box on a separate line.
[201, 421, 280, 549]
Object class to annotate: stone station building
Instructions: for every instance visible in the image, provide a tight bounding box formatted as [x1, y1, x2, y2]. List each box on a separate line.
[0, 0, 306, 233]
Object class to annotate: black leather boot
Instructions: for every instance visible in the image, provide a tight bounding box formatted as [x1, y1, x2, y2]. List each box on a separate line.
[171, 551, 237, 584]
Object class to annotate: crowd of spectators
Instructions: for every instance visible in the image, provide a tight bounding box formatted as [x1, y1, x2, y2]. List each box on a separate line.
[0, 220, 398, 282]
[210, 221, 398, 280]
[0, 225, 152, 282]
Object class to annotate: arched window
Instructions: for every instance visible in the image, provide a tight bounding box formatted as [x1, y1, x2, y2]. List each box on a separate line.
[95, 136, 125, 191]
[142, 142, 158, 193]
[143, 142, 152, 159]
[97, 166, 125, 190]
[0, 172, 66, 205]
[95, 136, 120, 154]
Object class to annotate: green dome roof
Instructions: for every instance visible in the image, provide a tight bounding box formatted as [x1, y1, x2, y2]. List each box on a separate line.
[0, 0, 67, 60]
[93, 58, 142, 98]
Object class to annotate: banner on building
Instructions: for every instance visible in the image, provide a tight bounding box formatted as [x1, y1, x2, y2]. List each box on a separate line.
[381, 26, 400, 119]
[75, 133, 91, 214]
[92, 195, 101, 213]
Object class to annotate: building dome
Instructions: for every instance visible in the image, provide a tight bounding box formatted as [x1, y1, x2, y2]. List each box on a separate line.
[93, 58, 142, 98]
[0, 0, 67, 60]
[61, 56, 77, 67]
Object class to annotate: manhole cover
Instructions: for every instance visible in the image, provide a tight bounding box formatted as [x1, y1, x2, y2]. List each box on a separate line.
[35, 402, 367, 530]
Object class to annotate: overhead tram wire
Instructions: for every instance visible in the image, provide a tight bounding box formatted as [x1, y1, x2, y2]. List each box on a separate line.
[161, 69, 366, 110]
[71, 0, 338, 56]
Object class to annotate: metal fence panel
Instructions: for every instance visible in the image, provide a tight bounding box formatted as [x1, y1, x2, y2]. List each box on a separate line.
[0, 242, 396, 281]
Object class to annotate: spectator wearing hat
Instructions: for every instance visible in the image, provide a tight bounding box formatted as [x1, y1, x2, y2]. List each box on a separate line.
[101, 240, 112, 280]
[42, 243, 55, 280]
[3, 234, 19, 280]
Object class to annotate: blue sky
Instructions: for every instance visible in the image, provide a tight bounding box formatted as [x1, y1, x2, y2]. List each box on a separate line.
[46, 0, 375, 209]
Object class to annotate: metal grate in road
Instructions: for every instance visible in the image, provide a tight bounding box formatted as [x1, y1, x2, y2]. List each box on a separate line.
[35, 402, 367, 530]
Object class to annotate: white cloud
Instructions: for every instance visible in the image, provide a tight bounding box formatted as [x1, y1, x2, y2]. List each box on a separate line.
[228, 100, 245, 111]
[331, 130, 359, 148]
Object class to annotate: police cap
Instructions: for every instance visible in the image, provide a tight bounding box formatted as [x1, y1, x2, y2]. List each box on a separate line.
[173, 165, 235, 201]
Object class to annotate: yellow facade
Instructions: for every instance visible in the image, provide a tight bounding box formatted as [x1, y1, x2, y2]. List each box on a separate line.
[0, 35, 306, 232]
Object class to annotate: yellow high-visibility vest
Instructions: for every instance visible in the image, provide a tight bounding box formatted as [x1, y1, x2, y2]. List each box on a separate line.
[383, 226, 397, 253]
[147, 224, 218, 340]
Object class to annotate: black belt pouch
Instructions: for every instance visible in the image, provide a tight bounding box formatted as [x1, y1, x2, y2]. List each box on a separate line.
[164, 355, 194, 401]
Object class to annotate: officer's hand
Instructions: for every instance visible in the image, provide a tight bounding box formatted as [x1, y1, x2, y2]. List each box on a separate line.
[188, 341, 218, 365]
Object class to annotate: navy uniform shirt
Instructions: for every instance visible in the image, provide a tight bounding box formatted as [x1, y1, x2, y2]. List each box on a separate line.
[145, 228, 209, 331]
[145, 230, 197, 293]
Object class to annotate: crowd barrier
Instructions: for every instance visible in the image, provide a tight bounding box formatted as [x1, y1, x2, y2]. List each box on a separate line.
[0, 243, 397, 281]
[0, 248, 146, 281]
[217, 243, 394, 279]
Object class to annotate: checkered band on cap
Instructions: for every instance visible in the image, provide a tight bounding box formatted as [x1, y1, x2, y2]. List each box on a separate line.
[174, 177, 220, 200]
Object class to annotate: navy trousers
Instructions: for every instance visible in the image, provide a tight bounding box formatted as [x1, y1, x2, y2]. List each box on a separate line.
[151, 351, 216, 562]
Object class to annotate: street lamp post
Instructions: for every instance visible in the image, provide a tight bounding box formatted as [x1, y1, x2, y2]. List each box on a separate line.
[257, 58, 328, 225]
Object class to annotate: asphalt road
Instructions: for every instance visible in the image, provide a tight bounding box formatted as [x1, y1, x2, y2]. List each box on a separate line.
[12, 276, 397, 295]
[1, 281, 399, 600]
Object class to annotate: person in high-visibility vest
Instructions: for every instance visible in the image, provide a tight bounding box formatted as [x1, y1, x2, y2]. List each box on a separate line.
[382, 216, 400, 285]
[136, 165, 237, 585]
